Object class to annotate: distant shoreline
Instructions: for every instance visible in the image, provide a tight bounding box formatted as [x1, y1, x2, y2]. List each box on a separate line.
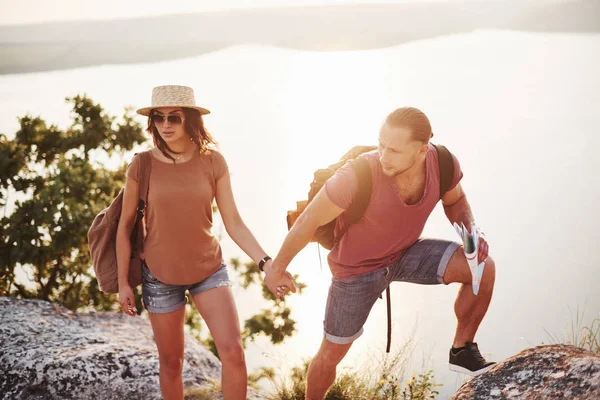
[1, 0, 598, 75]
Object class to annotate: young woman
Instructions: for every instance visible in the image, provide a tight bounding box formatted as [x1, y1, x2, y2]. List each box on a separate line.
[116, 85, 280, 400]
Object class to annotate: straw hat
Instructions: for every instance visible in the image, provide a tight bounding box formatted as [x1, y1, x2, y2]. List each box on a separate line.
[136, 85, 210, 116]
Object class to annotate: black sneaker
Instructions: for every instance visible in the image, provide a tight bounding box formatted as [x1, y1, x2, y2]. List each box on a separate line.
[449, 342, 495, 376]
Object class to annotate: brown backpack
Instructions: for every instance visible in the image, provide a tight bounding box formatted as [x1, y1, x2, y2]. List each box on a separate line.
[286, 145, 377, 247]
[88, 151, 152, 293]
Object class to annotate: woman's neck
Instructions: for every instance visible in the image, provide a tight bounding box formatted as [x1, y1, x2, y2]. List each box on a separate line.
[168, 138, 195, 154]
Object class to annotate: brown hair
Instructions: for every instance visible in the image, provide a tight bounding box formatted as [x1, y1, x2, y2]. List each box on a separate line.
[385, 107, 434, 143]
[147, 108, 217, 162]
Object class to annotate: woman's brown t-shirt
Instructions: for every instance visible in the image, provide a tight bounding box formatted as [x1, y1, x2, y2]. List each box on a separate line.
[126, 149, 228, 285]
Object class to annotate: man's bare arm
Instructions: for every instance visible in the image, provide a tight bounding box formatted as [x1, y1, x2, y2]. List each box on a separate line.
[441, 183, 475, 227]
[442, 182, 489, 262]
[267, 188, 344, 274]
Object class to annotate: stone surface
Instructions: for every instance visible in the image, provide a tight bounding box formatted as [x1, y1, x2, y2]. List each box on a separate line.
[451, 344, 600, 400]
[0, 297, 222, 400]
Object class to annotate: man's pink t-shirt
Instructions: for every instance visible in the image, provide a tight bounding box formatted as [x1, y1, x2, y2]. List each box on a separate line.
[324, 144, 463, 278]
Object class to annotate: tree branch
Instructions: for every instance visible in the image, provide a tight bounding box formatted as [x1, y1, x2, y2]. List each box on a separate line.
[41, 258, 62, 300]
[62, 278, 78, 305]
[12, 282, 30, 298]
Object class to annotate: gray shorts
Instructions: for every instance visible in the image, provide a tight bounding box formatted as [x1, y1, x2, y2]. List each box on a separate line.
[141, 260, 231, 314]
[323, 238, 460, 344]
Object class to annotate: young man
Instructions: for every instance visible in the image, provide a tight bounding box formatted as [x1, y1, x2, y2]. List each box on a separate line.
[264, 107, 496, 400]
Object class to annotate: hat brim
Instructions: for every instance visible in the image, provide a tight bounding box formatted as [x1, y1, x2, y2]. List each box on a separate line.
[136, 106, 211, 116]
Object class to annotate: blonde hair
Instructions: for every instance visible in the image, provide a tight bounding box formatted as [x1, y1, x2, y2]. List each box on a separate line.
[385, 107, 433, 143]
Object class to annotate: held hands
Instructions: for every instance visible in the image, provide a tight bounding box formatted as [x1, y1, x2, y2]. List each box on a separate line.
[118, 284, 137, 316]
[263, 260, 297, 298]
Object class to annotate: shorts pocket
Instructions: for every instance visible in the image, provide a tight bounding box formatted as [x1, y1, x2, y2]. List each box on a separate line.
[142, 262, 160, 283]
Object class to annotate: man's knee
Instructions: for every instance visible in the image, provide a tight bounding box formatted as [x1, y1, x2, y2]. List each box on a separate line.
[482, 256, 496, 288]
[313, 339, 352, 368]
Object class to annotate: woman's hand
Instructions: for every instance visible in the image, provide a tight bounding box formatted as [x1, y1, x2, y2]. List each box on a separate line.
[263, 261, 297, 298]
[119, 284, 137, 316]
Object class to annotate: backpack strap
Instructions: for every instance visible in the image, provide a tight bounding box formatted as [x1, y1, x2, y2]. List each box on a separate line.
[346, 157, 373, 224]
[385, 286, 392, 352]
[331, 157, 373, 247]
[130, 151, 152, 258]
[433, 144, 455, 199]
[137, 151, 152, 207]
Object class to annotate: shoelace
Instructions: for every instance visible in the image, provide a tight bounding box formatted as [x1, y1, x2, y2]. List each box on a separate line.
[467, 344, 487, 364]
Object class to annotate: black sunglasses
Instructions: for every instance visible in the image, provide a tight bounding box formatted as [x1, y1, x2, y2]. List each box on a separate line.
[150, 114, 185, 125]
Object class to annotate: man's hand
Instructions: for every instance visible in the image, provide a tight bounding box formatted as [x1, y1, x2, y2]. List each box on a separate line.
[477, 230, 489, 264]
[263, 260, 297, 298]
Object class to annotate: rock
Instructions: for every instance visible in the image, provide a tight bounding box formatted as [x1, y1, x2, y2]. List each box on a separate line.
[451, 344, 600, 400]
[0, 297, 222, 400]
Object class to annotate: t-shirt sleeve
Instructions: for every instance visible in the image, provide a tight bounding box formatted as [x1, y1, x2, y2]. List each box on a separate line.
[449, 152, 464, 190]
[126, 153, 141, 183]
[324, 162, 358, 210]
[210, 150, 229, 181]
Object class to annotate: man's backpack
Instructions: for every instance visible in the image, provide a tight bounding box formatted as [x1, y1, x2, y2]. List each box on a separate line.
[88, 151, 152, 293]
[286, 144, 455, 247]
[285, 143, 456, 352]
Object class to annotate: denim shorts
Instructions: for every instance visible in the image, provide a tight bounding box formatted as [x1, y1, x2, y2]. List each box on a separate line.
[141, 260, 231, 314]
[323, 238, 460, 344]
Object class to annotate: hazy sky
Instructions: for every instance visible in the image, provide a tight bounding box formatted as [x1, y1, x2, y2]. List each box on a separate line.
[0, 0, 453, 25]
